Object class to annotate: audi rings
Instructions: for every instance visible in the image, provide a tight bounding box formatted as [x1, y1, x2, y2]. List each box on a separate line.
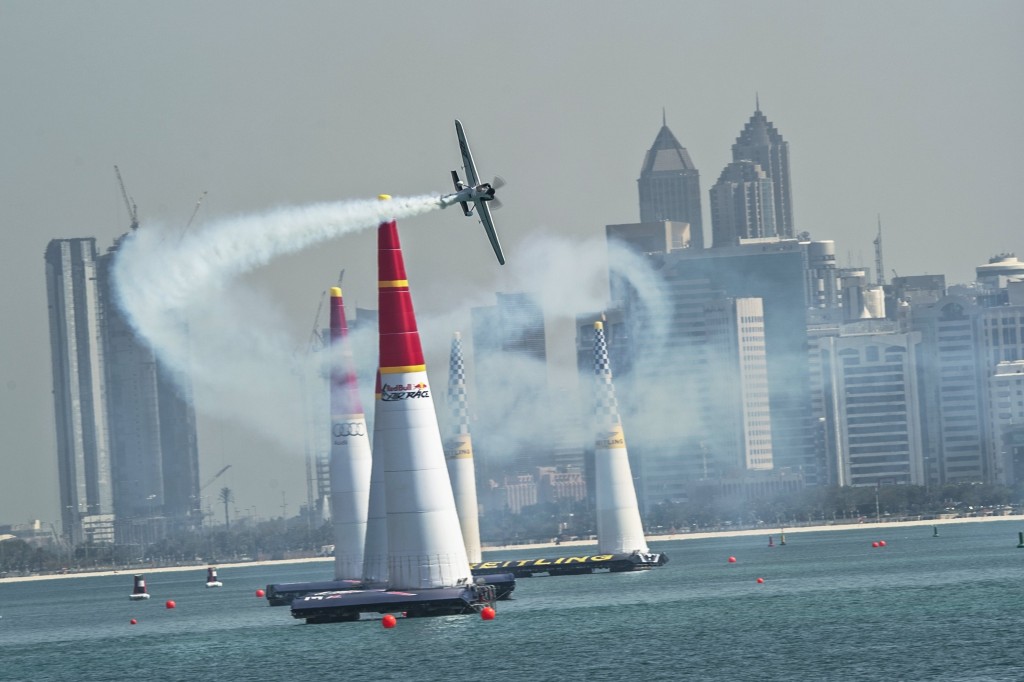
[332, 421, 366, 438]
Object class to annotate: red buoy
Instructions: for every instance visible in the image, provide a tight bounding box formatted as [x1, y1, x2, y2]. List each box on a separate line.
[130, 618, 138, 625]
[382, 614, 397, 629]
[878, 540, 887, 547]
[480, 606, 496, 621]
[165, 600, 176, 609]
[871, 542, 879, 548]
[255, 589, 266, 598]
[756, 577, 764, 584]
[728, 556, 737, 563]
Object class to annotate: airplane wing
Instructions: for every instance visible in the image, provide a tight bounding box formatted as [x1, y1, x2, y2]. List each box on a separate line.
[474, 198, 505, 265]
[455, 120, 479, 187]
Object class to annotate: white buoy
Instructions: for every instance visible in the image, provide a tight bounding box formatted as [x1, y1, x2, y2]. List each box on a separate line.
[204, 566, 223, 588]
[129, 574, 151, 600]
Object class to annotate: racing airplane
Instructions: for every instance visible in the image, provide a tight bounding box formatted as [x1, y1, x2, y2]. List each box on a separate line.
[438, 119, 506, 265]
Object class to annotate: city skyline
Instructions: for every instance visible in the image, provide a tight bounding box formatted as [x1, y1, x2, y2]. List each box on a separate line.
[2, 1, 1022, 524]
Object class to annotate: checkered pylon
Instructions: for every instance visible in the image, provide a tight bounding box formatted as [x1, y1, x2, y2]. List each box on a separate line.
[593, 322, 621, 427]
[447, 332, 471, 436]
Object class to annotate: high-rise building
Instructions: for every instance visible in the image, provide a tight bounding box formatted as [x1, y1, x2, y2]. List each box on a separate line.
[100, 243, 197, 527]
[910, 296, 989, 484]
[45, 238, 115, 545]
[605, 235, 821, 498]
[821, 326, 925, 486]
[97, 240, 200, 537]
[980, 298, 1024, 368]
[705, 297, 774, 472]
[977, 289, 1024, 484]
[731, 101, 794, 238]
[709, 160, 777, 246]
[637, 117, 704, 249]
[45, 233, 200, 546]
[660, 240, 817, 480]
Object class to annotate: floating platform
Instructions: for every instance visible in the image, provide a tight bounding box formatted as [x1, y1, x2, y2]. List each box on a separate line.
[470, 550, 668, 578]
[266, 573, 515, 606]
[264, 579, 363, 606]
[290, 583, 498, 624]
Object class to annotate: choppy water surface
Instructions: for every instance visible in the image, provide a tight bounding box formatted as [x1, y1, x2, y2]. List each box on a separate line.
[2, 520, 1023, 681]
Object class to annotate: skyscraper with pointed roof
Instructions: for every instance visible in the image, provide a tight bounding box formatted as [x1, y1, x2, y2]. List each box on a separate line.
[731, 98, 794, 238]
[637, 113, 704, 249]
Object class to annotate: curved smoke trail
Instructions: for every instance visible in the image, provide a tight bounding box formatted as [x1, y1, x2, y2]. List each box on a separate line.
[111, 194, 442, 444]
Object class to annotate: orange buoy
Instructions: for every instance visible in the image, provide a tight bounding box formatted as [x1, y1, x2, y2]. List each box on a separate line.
[480, 606, 496, 621]
[165, 600, 176, 609]
[728, 556, 737, 563]
[756, 577, 764, 584]
[255, 589, 266, 598]
[382, 614, 397, 628]
[878, 540, 887, 547]
[130, 618, 138, 625]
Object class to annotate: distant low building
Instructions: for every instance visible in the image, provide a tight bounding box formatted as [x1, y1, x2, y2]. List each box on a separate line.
[536, 466, 587, 505]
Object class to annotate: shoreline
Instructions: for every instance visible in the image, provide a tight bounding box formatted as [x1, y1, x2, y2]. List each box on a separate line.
[480, 514, 1024, 551]
[2, 515, 1020, 585]
[0, 556, 333, 585]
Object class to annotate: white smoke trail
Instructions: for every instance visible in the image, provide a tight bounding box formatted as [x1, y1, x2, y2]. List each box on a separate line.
[111, 194, 443, 445]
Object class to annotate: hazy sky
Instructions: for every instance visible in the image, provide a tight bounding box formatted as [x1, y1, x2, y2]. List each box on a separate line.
[1, 1, 1021, 525]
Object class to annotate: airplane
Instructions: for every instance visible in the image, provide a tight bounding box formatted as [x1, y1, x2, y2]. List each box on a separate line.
[438, 119, 506, 265]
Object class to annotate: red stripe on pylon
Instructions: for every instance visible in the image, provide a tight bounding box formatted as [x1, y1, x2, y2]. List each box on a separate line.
[378, 220, 425, 369]
[377, 220, 408, 282]
[330, 288, 364, 414]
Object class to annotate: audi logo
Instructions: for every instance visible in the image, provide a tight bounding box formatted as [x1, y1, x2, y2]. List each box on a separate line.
[332, 421, 366, 438]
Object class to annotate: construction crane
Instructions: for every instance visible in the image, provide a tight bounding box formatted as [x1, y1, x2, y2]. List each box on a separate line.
[178, 190, 208, 242]
[199, 464, 232, 493]
[113, 165, 139, 231]
[873, 214, 885, 286]
[305, 291, 327, 353]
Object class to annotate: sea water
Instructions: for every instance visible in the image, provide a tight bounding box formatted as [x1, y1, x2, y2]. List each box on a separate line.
[1, 519, 1022, 681]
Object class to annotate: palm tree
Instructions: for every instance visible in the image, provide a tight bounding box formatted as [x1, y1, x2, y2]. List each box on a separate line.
[218, 487, 233, 531]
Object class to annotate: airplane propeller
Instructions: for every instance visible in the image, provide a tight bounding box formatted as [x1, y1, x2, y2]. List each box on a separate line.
[490, 197, 504, 211]
[491, 176, 506, 190]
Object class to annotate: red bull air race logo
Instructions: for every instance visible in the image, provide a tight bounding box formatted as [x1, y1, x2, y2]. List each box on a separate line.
[381, 381, 430, 401]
